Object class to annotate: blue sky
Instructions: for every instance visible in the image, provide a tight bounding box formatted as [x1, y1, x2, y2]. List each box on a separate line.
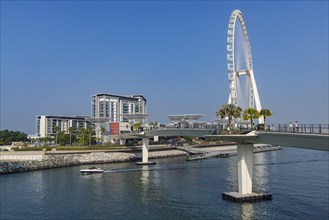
[1, 1, 328, 134]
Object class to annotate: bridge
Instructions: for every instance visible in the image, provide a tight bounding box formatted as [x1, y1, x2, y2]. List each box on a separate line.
[93, 9, 328, 202]
[128, 129, 215, 165]
[134, 9, 329, 201]
[207, 130, 328, 200]
[128, 127, 328, 201]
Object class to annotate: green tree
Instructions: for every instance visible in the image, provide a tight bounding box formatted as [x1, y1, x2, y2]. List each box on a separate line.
[57, 131, 69, 146]
[53, 126, 60, 145]
[149, 121, 158, 129]
[77, 127, 86, 145]
[100, 126, 106, 144]
[39, 136, 53, 144]
[68, 127, 73, 146]
[243, 108, 260, 129]
[216, 104, 242, 130]
[0, 130, 28, 145]
[86, 127, 94, 146]
[133, 122, 142, 132]
[260, 109, 273, 130]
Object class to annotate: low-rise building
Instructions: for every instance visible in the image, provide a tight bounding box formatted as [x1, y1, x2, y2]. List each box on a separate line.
[35, 115, 91, 137]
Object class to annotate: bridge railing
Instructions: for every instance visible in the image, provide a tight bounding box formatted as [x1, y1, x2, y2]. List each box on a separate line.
[267, 124, 329, 134]
[155, 124, 329, 135]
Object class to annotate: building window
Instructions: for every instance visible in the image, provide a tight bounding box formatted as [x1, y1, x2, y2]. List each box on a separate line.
[91, 98, 96, 118]
[122, 102, 128, 114]
[105, 100, 109, 117]
[110, 102, 116, 122]
[100, 101, 104, 117]
[130, 103, 134, 113]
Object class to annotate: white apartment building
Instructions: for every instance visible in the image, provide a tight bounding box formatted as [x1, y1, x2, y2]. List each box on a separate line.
[91, 93, 147, 123]
[35, 115, 91, 137]
[34, 93, 147, 139]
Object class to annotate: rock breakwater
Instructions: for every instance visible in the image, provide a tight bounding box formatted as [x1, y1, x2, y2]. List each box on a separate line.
[0, 150, 186, 174]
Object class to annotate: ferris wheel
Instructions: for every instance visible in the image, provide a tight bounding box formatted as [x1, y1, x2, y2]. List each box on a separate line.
[227, 9, 263, 123]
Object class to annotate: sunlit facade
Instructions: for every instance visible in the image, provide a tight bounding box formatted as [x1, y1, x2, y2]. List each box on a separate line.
[91, 93, 147, 123]
[35, 115, 91, 137]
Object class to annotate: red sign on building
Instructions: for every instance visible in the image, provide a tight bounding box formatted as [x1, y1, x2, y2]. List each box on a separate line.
[110, 122, 120, 135]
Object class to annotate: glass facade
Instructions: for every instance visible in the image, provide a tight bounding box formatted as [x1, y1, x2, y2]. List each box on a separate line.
[110, 101, 116, 122]
[91, 98, 96, 118]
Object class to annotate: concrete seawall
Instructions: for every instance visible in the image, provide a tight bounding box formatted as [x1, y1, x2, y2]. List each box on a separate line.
[0, 150, 186, 175]
[0, 151, 45, 161]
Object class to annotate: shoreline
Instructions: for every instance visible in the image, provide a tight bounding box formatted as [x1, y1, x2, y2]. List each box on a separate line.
[0, 144, 278, 175]
[0, 149, 188, 175]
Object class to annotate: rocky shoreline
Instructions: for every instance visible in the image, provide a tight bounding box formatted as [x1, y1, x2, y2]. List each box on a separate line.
[0, 150, 187, 175]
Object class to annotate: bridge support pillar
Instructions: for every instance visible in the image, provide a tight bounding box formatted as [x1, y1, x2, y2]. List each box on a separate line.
[119, 139, 126, 145]
[142, 138, 149, 163]
[222, 143, 272, 202]
[237, 144, 253, 194]
[136, 138, 156, 165]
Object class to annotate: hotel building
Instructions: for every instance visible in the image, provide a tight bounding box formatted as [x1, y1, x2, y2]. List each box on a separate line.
[35, 115, 91, 138]
[91, 93, 147, 123]
[34, 93, 147, 138]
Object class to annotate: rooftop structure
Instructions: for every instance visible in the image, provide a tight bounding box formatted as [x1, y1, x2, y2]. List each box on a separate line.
[120, 113, 149, 122]
[168, 114, 204, 122]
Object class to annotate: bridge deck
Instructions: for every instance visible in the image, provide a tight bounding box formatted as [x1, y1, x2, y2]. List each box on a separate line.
[207, 131, 329, 151]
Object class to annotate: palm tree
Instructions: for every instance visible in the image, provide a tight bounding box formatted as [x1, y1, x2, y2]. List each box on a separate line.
[149, 121, 158, 129]
[87, 127, 94, 146]
[260, 109, 273, 130]
[53, 126, 60, 145]
[68, 127, 73, 146]
[77, 127, 86, 146]
[216, 104, 242, 130]
[243, 108, 260, 129]
[100, 126, 106, 144]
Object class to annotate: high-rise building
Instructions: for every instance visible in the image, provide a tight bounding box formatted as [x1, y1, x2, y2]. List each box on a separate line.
[91, 93, 147, 123]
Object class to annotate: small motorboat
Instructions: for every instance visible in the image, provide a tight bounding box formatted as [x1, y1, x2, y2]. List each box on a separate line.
[80, 166, 104, 174]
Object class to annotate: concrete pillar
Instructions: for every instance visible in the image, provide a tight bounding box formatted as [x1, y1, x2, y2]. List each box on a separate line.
[119, 139, 126, 145]
[237, 144, 254, 194]
[142, 138, 149, 163]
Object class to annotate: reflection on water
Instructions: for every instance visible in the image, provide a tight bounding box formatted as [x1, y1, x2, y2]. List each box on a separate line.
[140, 166, 150, 203]
[225, 152, 270, 193]
[253, 153, 269, 192]
[140, 166, 150, 187]
[241, 203, 254, 220]
[80, 171, 105, 197]
[226, 155, 238, 191]
[0, 148, 328, 219]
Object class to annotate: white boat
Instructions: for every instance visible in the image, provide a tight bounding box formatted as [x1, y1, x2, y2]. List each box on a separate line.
[80, 167, 104, 174]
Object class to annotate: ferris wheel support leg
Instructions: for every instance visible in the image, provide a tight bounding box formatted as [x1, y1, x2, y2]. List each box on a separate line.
[228, 93, 232, 104]
[249, 70, 264, 124]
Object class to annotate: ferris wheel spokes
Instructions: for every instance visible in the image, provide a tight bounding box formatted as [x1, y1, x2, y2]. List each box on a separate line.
[226, 9, 263, 124]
